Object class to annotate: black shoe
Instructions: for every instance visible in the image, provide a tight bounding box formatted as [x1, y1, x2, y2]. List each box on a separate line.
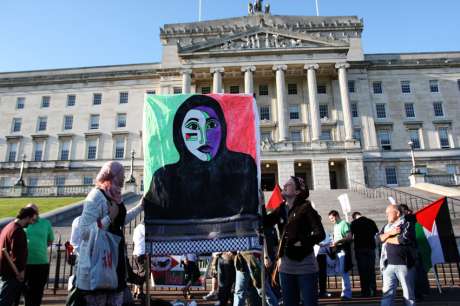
[341, 296, 352, 301]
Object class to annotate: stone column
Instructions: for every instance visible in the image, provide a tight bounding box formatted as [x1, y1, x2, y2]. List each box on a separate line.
[336, 63, 353, 141]
[181, 69, 192, 94]
[277, 160, 295, 187]
[210, 67, 225, 93]
[273, 64, 288, 142]
[305, 64, 321, 142]
[241, 65, 256, 94]
[312, 159, 331, 190]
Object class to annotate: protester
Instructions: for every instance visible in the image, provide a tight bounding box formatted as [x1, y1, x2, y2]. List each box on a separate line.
[203, 253, 219, 301]
[76, 161, 143, 306]
[379, 204, 416, 306]
[233, 251, 278, 306]
[215, 252, 235, 306]
[69, 216, 81, 255]
[400, 204, 429, 301]
[264, 176, 325, 306]
[350, 211, 379, 297]
[20, 204, 54, 306]
[0, 207, 38, 306]
[328, 210, 353, 301]
[181, 254, 200, 299]
[132, 222, 146, 300]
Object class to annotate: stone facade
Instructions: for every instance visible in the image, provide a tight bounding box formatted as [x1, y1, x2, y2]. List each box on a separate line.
[0, 9, 460, 191]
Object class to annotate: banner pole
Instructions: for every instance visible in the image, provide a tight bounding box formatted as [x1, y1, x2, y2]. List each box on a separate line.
[433, 265, 443, 294]
[261, 239, 267, 306]
[145, 253, 151, 306]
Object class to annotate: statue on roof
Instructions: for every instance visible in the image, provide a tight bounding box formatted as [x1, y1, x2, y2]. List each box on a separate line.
[249, 0, 268, 15]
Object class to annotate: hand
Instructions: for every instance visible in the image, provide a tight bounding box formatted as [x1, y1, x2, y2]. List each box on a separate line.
[109, 203, 119, 221]
[16, 270, 24, 282]
[330, 241, 336, 248]
[389, 227, 401, 236]
[264, 256, 272, 269]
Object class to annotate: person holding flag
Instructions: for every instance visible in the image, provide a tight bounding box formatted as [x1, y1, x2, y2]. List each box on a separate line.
[379, 204, 417, 306]
[263, 176, 325, 306]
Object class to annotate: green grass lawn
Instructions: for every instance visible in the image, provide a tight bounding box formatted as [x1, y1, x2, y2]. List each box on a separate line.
[0, 197, 84, 219]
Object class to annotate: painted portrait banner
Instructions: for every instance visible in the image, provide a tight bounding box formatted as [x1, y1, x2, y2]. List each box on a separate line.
[143, 94, 261, 255]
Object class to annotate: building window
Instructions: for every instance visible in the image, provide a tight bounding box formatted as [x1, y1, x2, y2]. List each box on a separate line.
[83, 176, 93, 185]
[87, 139, 97, 160]
[12, 118, 21, 133]
[287, 83, 298, 95]
[438, 127, 450, 149]
[317, 84, 327, 94]
[289, 105, 300, 120]
[348, 80, 355, 93]
[320, 129, 332, 141]
[89, 114, 100, 130]
[433, 102, 444, 117]
[33, 142, 43, 162]
[290, 131, 302, 142]
[229, 86, 240, 94]
[376, 103, 386, 119]
[261, 132, 272, 142]
[319, 104, 329, 119]
[259, 85, 269, 96]
[378, 130, 391, 151]
[372, 81, 383, 94]
[114, 138, 125, 159]
[60, 140, 70, 161]
[37, 116, 47, 131]
[404, 103, 416, 118]
[351, 103, 359, 118]
[119, 92, 129, 104]
[16, 97, 25, 109]
[117, 113, 127, 128]
[409, 129, 421, 149]
[93, 93, 102, 105]
[353, 128, 362, 144]
[259, 106, 270, 121]
[41, 96, 50, 108]
[385, 167, 398, 185]
[173, 87, 182, 94]
[201, 86, 211, 94]
[28, 177, 38, 187]
[55, 176, 65, 186]
[64, 115, 73, 130]
[67, 95, 76, 106]
[401, 80, 411, 93]
[429, 80, 439, 93]
[7, 143, 18, 162]
[146, 90, 156, 95]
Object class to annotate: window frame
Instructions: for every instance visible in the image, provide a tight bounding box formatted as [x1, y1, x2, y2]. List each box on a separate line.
[348, 80, 355, 93]
[229, 85, 240, 94]
[401, 80, 411, 94]
[404, 103, 416, 118]
[259, 84, 269, 96]
[12, 118, 21, 133]
[372, 81, 383, 94]
[429, 80, 439, 93]
[67, 94, 76, 107]
[438, 127, 450, 149]
[351, 103, 359, 118]
[16, 97, 25, 109]
[433, 102, 444, 117]
[119, 92, 129, 104]
[37, 116, 47, 132]
[378, 129, 392, 151]
[385, 167, 398, 185]
[319, 104, 329, 119]
[93, 93, 102, 105]
[287, 83, 298, 95]
[288, 105, 300, 120]
[259, 105, 270, 121]
[41, 96, 50, 108]
[64, 115, 73, 130]
[375, 103, 387, 119]
[89, 114, 100, 130]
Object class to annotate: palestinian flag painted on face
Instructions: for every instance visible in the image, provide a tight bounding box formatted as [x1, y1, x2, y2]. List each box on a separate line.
[415, 197, 460, 271]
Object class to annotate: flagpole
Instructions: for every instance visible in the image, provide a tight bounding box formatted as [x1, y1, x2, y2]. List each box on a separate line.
[315, 0, 320, 16]
[433, 265, 443, 294]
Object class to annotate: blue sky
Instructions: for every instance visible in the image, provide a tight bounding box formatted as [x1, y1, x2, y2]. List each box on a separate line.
[1, 0, 459, 72]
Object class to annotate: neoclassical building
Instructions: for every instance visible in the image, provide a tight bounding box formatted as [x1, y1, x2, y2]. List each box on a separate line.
[1, 5, 460, 192]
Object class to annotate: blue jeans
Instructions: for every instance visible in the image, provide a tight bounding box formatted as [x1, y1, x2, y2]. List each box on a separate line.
[381, 264, 415, 306]
[233, 264, 278, 306]
[337, 250, 352, 298]
[0, 276, 22, 306]
[279, 272, 318, 306]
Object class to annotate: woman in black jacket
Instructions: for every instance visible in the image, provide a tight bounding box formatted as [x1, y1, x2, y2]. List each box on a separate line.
[264, 176, 325, 306]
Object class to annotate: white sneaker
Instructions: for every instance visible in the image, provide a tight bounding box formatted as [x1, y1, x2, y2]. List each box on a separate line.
[203, 292, 218, 301]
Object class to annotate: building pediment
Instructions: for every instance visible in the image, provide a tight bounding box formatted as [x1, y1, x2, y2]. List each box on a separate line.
[178, 26, 349, 55]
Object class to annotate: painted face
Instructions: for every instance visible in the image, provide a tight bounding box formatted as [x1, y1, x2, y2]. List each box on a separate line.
[181, 106, 222, 161]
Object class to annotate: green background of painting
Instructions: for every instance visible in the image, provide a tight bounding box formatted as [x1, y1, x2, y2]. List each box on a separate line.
[143, 94, 194, 193]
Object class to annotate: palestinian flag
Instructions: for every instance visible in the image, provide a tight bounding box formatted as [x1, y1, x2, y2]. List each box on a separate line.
[415, 197, 460, 271]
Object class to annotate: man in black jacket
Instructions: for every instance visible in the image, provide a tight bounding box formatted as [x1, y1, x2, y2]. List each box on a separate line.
[350, 212, 379, 297]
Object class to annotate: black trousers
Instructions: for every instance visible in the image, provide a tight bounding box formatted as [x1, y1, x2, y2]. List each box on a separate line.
[355, 249, 376, 296]
[217, 257, 235, 305]
[23, 264, 50, 306]
[316, 254, 327, 293]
